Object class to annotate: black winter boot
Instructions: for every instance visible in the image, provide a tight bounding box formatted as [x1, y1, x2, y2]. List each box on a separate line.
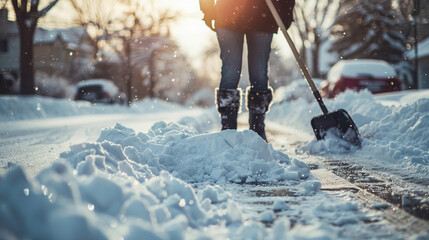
[247, 88, 273, 141]
[216, 88, 242, 130]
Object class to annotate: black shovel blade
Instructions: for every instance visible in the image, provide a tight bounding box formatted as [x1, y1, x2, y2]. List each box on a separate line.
[311, 109, 361, 147]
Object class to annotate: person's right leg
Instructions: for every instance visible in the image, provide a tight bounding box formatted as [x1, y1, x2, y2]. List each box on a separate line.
[216, 28, 245, 130]
[216, 28, 244, 89]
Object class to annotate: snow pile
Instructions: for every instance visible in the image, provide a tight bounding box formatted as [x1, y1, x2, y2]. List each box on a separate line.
[74, 122, 310, 183]
[271, 89, 390, 135]
[0, 119, 318, 239]
[0, 96, 187, 122]
[374, 89, 429, 106]
[271, 89, 429, 176]
[359, 98, 429, 169]
[1, 163, 242, 239]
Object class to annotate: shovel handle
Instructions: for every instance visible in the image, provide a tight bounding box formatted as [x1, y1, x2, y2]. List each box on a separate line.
[265, 0, 329, 116]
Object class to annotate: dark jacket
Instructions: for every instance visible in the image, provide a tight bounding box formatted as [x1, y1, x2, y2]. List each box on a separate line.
[199, 0, 295, 33]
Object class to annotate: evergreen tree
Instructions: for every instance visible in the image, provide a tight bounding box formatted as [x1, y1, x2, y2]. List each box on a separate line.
[329, 0, 407, 64]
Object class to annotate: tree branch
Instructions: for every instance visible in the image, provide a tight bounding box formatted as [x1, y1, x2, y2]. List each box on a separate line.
[39, 0, 58, 16]
[30, 0, 39, 12]
[11, 0, 22, 23]
[21, 0, 28, 13]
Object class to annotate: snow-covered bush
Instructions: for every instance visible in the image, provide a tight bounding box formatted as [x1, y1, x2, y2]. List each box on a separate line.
[394, 60, 414, 89]
[35, 72, 73, 98]
[185, 87, 215, 107]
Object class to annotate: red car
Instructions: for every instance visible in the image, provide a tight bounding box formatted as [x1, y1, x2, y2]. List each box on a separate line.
[321, 59, 401, 98]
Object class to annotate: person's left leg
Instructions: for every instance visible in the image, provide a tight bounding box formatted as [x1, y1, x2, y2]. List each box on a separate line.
[216, 28, 245, 130]
[245, 31, 274, 141]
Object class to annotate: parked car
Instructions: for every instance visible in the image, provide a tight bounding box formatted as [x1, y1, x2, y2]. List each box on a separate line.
[320, 59, 401, 98]
[73, 79, 126, 104]
[0, 70, 17, 94]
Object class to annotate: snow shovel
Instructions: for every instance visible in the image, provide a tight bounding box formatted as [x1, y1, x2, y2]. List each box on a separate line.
[265, 0, 362, 147]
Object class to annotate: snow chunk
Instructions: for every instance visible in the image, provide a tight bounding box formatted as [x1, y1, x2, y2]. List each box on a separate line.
[260, 210, 276, 223]
[273, 200, 290, 211]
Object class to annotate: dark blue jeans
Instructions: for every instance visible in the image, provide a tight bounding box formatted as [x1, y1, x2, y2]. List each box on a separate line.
[216, 28, 273, 92]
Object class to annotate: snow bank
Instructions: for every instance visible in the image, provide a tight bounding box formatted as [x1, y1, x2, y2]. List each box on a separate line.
[374, 89, 429, 106]
[359, 98, 429, 170]
[271, 89, 429, 177]
[0, 96, 187, 122]
[273, 78, 324, 103]
[0, 118, 318, 239]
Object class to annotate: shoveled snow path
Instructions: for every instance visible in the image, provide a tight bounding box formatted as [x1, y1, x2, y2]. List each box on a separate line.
[260, 119, 429, 232]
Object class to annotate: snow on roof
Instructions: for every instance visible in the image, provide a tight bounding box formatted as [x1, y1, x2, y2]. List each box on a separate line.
[34, 27, 93, 52]
[331, 59, 397, 78]
[406, 37, 429, 60]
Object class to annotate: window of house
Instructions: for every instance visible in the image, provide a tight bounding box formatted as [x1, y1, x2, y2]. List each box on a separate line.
[0, 39, 8, 53]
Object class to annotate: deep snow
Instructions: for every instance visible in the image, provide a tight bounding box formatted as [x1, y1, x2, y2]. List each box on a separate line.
[1, 89, 428, 239]
[270, 89, 429, 180]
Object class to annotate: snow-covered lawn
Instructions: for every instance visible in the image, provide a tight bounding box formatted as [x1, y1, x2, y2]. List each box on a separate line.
[0, 89, 428, 239]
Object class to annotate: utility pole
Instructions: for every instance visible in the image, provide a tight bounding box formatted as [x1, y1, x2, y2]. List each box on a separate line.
[412, 0, 420, 89]
[125, 37, 133, 106]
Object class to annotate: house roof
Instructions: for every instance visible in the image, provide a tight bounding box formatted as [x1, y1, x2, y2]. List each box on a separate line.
[34, 27, 94, 53]
[406, 37, 429, 60]
[0, 17, 95, 53]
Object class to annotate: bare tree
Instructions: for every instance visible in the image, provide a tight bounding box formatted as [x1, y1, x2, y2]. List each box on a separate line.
[108, 0, 177, 102]
[68, 0, 178, 103]
[11, 0, 59, 94]
[68, 0, 115, 56]
[293, 0, 341, 77]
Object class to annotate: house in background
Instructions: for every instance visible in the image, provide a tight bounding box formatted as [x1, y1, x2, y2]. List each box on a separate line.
[0, 8, 19, 93]
[34, 27, 95, 81]
[406, 37, 429, 89]
[0, 8, 19, 76]
[0, 7, 95, 89]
